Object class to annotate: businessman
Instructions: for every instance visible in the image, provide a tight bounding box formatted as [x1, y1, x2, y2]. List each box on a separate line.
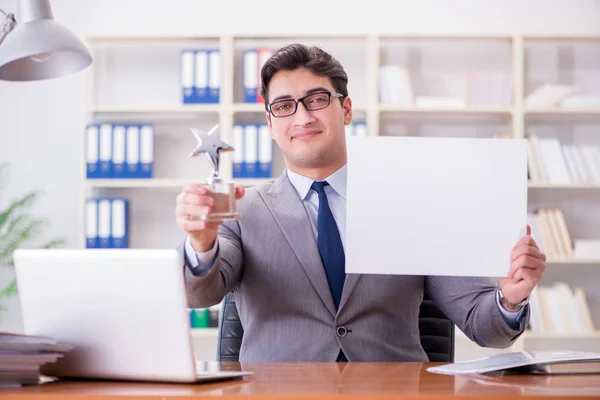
[175, 43, 546, 362]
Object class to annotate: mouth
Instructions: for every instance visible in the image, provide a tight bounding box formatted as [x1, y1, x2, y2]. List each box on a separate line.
[292, 130, 321, 141]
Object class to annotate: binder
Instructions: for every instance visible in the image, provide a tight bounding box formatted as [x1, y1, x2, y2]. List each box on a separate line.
[98, 124, 113, 178]
[194, 50, 209, 103]
[126, 125, 140, 178]
[207, 50, 220, 103]
[256, 48, 273, 104]
[181, 50, 195, 104]
[243, 50, 258, 103]
[85, 199, 98, 248]
[97, 198, 112, 248]
[86, 124, 100, 179]
[111, 124, 127, 179]
[232, 124, 244, 178]
[110, 198, 128, 248]
[258, 124, 272, 178]
[244, 124, 259, 177]
[139, 124, 154, 179]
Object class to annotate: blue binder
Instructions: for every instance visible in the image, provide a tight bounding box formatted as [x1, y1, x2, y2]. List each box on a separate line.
[232, 124, 244, 178]
[86, 124, 100, 179]
[243, 50, 258, 103]
[112, 124, 127, 179]
[194, 50, 209, 103]
[181, 50, 195, 104]
[85, 198, 98, 248]
[110, 198, 129, 248]
[126, 125, 140, 178]
[258, 124, 272, 178]
[207, 49, 220, 103]
[98, 124, 113, 178]
[139, 124, 154, 179]
[97, 198, 112, 248]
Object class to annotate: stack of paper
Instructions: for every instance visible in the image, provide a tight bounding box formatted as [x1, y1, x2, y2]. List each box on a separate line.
[0, 332, 72, 387]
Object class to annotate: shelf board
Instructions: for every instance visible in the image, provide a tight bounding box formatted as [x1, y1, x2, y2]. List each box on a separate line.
[86, 179, 190, 188]
[86, 178, 275, 189]
[525, 108, 600, 116]
[528, 182, 600, 189]
[232, 103, 266, 113]
[89, 105, 221, 114]
[378, 106, 513, 114]
[190, 328, 219, 338]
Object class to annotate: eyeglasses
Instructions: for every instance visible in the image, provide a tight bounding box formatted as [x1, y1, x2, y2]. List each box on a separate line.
[267, 91, 344, 118]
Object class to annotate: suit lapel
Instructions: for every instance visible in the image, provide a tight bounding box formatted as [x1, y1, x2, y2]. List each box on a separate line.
[259, 174, 337, 317]
[338, 274, 360, 312]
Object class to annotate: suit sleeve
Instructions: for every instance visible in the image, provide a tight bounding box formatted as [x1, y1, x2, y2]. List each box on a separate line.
[425, 276, 529, 348]
[178, 219, 244, 309]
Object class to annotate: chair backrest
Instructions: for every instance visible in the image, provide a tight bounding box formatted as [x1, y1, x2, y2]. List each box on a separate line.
[217, 291, 454, 362]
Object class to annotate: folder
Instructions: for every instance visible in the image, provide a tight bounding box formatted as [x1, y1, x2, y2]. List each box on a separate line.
[194, 50, 209, 103]
[86, 124, 100, 179]
[110, 198, 128, 248]
[97, 198, 112, 248]
[98, 124, 113, 178]
[181, 50, 195, 104]
[111, 124, 127, 179]
[243, 50, 258, 103]
[85, 199, 98, 248]
[139, 124, 154, 179]
[244, 124, 258, 177]
[258, 124, 272, 178]
[126, 125, 140, 178]
[256, 48, 273, 103]
[232, 124, 244, 178]
[208, 50, 220, 103]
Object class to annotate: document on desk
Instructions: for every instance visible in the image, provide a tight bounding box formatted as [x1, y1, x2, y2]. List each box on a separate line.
[427, 351, 600, 375]
[346, 136, 527, 277]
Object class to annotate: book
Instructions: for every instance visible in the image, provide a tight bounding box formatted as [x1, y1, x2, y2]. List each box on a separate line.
[427, 351, 600, 375]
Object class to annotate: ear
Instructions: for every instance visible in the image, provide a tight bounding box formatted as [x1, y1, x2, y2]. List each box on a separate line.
[343, 97, 353, 125]
[266, 113, 274, 138]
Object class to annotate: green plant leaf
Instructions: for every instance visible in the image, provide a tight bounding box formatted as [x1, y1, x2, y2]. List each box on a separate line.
[0, 192, 39, 233]
[0, 220, 45, 266]
[0, 278, 17, 298]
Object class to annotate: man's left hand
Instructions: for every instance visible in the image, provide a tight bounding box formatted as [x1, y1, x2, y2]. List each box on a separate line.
[500, 225, 547, 306]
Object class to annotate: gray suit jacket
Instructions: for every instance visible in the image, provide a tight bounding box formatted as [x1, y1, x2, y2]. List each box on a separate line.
[181, 173, 528, 362]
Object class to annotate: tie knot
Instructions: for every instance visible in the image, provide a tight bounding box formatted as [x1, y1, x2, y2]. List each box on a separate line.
[311, 180, 329, 195]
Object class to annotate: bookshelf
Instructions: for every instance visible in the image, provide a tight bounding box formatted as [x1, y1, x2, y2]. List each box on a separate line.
[82, 34, 600, 357]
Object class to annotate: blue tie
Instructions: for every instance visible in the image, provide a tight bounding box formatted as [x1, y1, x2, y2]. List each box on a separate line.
[312, 181, 348, 362]
[311, 181, 346, 310]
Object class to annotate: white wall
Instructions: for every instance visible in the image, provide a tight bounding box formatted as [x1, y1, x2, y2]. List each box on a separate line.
[1, 0, 600, 332]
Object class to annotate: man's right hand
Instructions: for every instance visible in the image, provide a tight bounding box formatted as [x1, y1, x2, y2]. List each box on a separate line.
[176, 183, 245, 252]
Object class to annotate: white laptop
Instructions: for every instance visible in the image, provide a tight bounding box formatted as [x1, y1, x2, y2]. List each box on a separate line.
[13, 248, 252, 383]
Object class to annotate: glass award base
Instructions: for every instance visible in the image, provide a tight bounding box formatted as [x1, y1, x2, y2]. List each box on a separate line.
[192, 178, 240, 222]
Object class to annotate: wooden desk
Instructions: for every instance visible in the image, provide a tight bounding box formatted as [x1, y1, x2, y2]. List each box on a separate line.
[2, 362, 600, 399]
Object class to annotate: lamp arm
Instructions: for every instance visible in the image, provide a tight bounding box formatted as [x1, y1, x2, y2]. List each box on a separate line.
[0, 10, 16, 47]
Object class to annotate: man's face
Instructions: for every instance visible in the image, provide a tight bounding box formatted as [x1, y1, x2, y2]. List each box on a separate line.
[266, 67, 352, 172]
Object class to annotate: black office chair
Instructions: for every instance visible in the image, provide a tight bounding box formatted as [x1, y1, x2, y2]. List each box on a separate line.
[217, 291, 454, 362]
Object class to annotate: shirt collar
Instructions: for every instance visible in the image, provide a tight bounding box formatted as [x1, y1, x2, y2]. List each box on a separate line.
[287, 164, 347, 201]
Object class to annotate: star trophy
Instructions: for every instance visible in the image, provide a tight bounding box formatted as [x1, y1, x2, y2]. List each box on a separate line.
[188, 124, 241, 221]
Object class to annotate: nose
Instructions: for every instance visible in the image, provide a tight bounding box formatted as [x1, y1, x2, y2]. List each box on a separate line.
[292, 101, 316, 127]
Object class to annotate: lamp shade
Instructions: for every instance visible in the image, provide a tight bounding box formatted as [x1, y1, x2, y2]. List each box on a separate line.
[0, 18, 92, 81]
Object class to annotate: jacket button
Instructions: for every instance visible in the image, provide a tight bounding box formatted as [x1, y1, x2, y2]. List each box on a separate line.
[336, 326, 347, 337]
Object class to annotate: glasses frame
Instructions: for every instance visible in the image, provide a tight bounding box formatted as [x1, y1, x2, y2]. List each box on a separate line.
[266, 90, 345, 118]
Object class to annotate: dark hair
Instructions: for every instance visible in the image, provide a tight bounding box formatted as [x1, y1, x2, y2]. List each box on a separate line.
[259, 43, 348, 105]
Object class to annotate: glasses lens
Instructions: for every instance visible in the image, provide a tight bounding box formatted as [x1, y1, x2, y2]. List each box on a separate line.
[304, 92, 331, 111]
[271, 100, 296, 117]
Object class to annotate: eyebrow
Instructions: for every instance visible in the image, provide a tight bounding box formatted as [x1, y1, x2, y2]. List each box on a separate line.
[271, 87, 331, 103]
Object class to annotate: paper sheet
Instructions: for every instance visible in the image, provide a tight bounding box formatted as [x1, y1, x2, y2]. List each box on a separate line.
[345, 136, 527, 277]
